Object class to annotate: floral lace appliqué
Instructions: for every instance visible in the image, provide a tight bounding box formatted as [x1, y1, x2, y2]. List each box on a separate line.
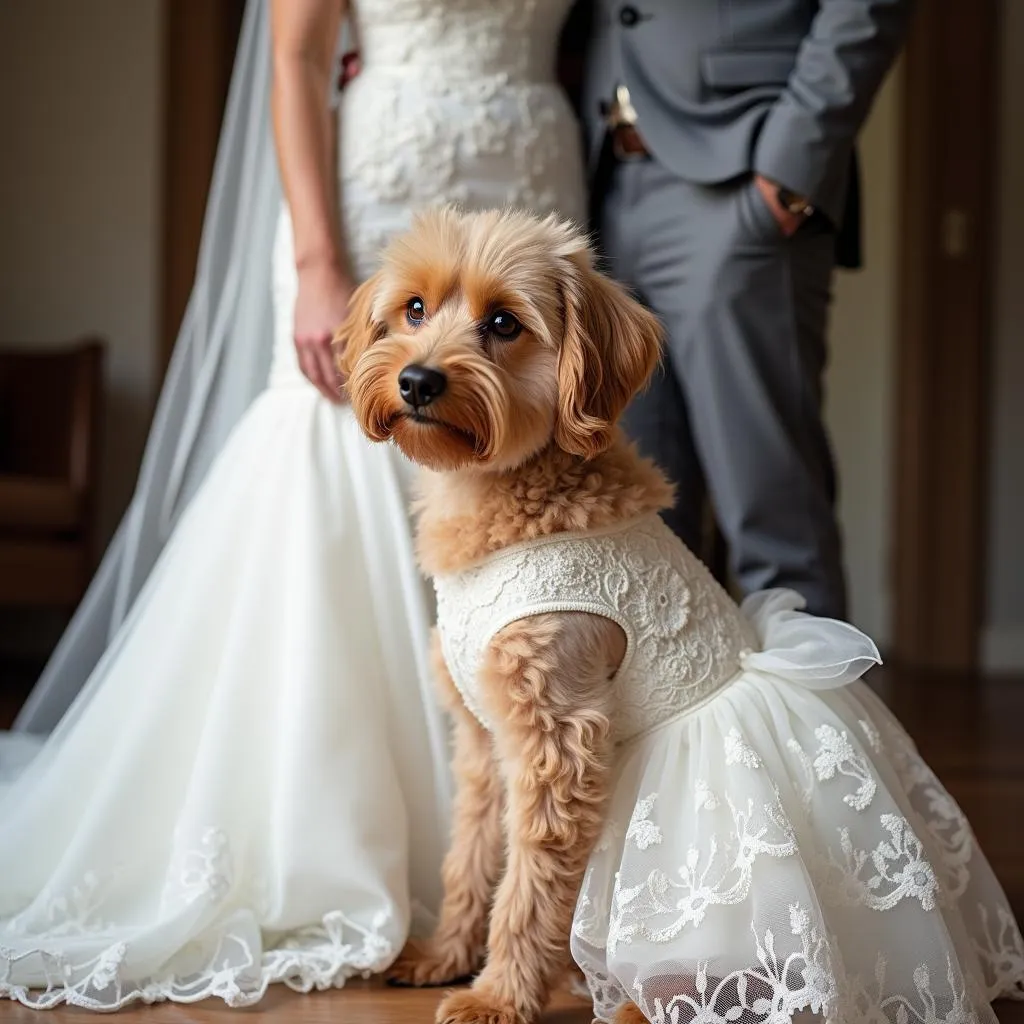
[607, 796, 797, 952]
[694, 779, 719, 812]
[0, 828, 397, 1011]
[790, 724, 878, 812]
[724, 728, 762, 769]
[625, 795, 663, 852]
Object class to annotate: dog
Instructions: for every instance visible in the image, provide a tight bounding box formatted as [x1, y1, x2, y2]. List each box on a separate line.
[337, 207, 670, 1024]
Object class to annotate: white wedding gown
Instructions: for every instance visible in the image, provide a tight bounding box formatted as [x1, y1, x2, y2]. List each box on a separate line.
[0, 0, 585, 1010]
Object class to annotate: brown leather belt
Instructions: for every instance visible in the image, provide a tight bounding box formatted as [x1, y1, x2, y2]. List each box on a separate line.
[611, 123, 651, 161]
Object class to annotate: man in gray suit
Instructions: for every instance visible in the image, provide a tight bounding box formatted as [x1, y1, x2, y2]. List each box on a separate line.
[562, 0, 914, 619]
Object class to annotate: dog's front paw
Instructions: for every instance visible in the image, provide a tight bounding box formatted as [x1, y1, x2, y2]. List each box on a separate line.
[386, 939, 477, 988]
[436, 989, 526, 1024]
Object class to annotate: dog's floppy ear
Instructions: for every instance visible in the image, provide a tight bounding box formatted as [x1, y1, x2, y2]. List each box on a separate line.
[554, 249, 663, 459]
[334, 272, 386, 381]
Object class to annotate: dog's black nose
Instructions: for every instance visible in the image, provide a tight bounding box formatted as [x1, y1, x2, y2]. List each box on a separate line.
[398, 364, 447, 408]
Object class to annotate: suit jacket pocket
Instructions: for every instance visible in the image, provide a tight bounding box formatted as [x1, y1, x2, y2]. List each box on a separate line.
[700, 49, 797, 91]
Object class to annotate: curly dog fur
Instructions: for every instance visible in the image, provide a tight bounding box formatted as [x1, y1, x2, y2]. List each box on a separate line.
[340, 208, 667, 1023]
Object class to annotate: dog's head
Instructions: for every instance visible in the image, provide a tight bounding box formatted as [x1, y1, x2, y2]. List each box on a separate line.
[337, 207, 662, 472]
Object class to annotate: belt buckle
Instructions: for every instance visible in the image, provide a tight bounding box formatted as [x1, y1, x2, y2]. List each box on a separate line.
[606, 85, 643, 160]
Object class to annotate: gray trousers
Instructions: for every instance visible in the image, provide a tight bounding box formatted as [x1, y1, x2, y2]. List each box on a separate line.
[600, 158, 848, 619]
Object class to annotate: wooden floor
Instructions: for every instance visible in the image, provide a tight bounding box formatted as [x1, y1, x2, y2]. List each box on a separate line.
[1, 665, 1023, 1023]
[0, 982, 596, 1024]
[0, 983, 1021, 1024]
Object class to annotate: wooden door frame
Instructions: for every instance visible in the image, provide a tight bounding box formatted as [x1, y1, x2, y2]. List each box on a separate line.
[891, 0, 1002, 673]
[160, 0, 246, 374]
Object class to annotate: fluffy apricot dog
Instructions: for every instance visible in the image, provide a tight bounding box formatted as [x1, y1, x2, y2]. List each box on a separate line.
[337, 208, 668, 1024]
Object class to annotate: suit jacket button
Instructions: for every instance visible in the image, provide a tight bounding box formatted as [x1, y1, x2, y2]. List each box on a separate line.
[619, 5, 640, 27]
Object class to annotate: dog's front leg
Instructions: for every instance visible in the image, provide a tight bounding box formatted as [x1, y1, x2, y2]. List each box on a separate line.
[437, 612, 620, 1024]
[389, 632, 505, 988]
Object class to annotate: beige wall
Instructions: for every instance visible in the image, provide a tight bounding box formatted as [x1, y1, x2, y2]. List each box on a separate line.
[984, 0, 1024, 672]
[825, 68, 902, 647]
[0, 0, 164, 546]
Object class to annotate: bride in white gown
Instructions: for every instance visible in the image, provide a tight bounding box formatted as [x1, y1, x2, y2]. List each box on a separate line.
[0, 0, 585, 1010]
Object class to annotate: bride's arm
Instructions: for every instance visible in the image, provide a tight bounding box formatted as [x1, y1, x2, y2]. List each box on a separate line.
[271, 0, 350, 402]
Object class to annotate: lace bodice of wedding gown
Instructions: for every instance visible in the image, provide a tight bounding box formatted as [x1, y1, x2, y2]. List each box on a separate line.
[337, 0, 587, 281]
[434, 516, 760, 744]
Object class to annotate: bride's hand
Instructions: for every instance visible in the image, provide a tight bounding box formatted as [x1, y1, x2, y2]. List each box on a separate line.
[294, 261, 352, 403]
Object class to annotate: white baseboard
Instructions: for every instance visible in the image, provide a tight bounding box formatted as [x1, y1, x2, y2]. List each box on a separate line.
[982, 625, 1024, 674]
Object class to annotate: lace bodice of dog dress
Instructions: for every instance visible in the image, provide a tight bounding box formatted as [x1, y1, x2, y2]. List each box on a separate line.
[433, 515, 759, 743]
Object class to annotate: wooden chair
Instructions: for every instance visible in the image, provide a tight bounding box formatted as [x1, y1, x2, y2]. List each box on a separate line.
[0, 339, 104, 609]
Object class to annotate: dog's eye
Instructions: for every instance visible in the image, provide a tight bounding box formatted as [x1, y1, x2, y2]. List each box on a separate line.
[406, 297, 426, 325]
[487, 310, 521, 341]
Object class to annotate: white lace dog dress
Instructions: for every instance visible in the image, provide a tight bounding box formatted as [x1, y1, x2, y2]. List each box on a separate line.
[434, 514, 1024, 1024]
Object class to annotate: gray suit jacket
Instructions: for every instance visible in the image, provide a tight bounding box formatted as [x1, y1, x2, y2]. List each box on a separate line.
[570, 0, 914, 231]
